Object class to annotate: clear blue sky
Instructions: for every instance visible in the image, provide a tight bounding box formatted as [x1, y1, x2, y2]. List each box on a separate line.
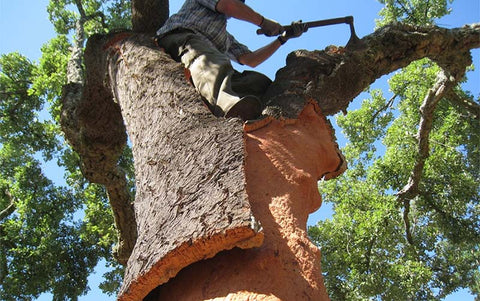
[0, 0, 478, 300]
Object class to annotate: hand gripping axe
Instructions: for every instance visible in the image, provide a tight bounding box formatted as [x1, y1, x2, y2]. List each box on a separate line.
[257, 16, 365, 50]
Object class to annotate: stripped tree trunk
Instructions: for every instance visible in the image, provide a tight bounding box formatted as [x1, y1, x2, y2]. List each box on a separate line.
[144, 102, 344, 301]
[61, 20, 479, 300]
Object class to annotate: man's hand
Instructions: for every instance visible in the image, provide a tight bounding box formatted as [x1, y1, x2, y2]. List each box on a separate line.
[278, 21, 308, 44]
[259, 17, 284, 36]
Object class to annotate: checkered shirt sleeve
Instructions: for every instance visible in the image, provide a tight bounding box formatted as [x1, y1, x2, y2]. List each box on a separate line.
[156, 0, 252, 63]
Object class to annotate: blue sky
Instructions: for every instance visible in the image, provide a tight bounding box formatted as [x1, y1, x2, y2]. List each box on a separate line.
[0, 0, 478, 300]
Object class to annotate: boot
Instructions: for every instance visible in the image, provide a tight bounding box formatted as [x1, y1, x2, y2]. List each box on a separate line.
[224, 95, 263, 121]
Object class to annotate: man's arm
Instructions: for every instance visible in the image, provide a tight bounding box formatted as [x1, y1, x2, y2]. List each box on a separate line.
[238, 21, 309, 68]
[215, 0, 284, 67]
[217, 0, 306, 67]
[216, 0, 283, 37]
[216, 0, 263, 26]
[237, 39, 282, 68]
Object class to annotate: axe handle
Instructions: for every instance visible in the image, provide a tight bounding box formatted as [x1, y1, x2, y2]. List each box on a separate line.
[256, 16, 353, 35]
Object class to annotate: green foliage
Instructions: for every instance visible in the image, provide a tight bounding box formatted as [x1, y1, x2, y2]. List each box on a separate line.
[33, 35, 71, 121]
[48, 0, 131, 36]
[308, 1, 479, 299]
[309, 47, 480, 301]
[103, 0, 132, 31]
[376, 0, 453, 26]
[0, 53, 91, 300]
[0, 53, 60, 160]
[1, 1, 133, 299]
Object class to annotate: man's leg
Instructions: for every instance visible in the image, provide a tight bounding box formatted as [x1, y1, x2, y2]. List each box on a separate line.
[158, 31, 262, 120]
[231, 70, 272, 103]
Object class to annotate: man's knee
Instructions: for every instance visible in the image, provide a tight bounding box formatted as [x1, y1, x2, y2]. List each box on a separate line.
[231, 70, 272, 98]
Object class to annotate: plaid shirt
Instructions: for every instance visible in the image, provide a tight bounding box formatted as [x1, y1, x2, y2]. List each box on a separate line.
[156, 0, 252, 63]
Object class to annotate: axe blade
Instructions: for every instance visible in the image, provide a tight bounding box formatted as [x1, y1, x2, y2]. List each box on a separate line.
[345, 18, 367, 50]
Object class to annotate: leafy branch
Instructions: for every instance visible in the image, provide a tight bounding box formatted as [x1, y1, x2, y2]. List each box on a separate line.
[446, 90, 480, 119]
[370, 93, 397, 122]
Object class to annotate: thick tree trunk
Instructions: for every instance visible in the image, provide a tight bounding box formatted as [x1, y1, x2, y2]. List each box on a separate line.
[86, 34, 264, 300]
[145, 102, 344, 301]
[64, 22, 479, 301]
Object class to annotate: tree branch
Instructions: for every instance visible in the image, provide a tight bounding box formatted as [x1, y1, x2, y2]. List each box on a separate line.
[397, 69, 457, 199]
[447, 90, 480, 119]
[60, 0, 136, 264]
[370, 94, 397, 122]
[396, 68, 458, 244]
[0, 188, 16, 221]
[402, 199, 414, 245]
[264, 23, 480, 118]
[398, 0, 416, 23]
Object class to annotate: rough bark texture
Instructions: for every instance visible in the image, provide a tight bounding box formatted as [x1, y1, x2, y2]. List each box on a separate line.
[398, 68, 459, 245]
[85, 34, 264, 301]
[61, 22, 480, 301]
[264, 23, 479, 118]
[61, 31, 137, 264]
[59, 0, 139, 265]
[145, 102, 345, 301]
[132, 0, 169, 33]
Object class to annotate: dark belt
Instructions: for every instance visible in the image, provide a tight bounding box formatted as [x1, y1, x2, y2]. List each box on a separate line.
[154, 28, 195, 48]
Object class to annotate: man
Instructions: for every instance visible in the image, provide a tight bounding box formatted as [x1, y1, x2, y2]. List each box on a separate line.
[156, 0, 306, 121]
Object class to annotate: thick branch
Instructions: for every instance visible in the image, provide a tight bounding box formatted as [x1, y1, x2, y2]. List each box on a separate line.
[264, 23, 480, 118]
[61, 34, 137, 264]
[398, 69, 456, 199]
[60, 1, 137, 265]
[402, 199, 414, 245]
[262, 22, 479, 246]
[66, 19, 85, 84]
[61, 33, 136, 266]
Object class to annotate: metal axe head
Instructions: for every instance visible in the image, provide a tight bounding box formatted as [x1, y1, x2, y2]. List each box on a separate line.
[345, 17, 366, 50]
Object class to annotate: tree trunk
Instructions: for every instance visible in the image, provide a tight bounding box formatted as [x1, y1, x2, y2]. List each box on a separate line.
[86, 34, 265, 300]
[63, 22, 479, 301]
[144, 102, 344, 301]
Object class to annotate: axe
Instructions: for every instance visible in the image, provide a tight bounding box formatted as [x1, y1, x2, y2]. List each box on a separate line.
[257, 16, 365, 50]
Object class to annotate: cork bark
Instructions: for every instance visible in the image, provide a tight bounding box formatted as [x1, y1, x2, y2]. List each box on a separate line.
[83, 34, 263, 301]
[60, 22, 479, 301]
[145, 102, 345, 301]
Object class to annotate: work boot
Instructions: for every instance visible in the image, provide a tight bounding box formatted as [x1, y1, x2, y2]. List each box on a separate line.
[224, 95, 263, 121]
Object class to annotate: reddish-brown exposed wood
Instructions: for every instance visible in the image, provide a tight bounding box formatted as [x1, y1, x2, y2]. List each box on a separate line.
[144, 101, 345, 300]
[59, 22, 479, 301]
